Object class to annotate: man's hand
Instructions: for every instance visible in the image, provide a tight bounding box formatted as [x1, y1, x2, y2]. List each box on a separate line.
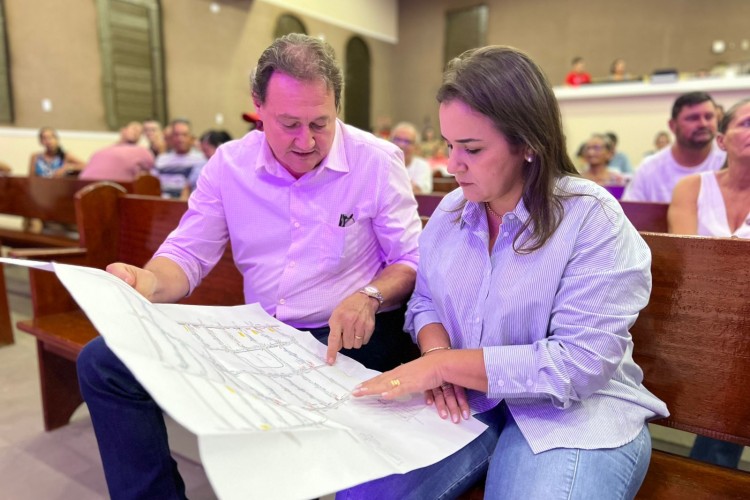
[106, 262, 158, 301]
[325, 291, 379, 365]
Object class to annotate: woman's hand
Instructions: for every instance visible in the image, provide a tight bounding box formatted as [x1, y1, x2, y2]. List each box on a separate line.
[352, 352, 471, 423]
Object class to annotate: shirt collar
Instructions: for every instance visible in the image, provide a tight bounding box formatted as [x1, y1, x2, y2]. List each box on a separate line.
[461, 196, 531, 228]
[254, 119, 349, 179]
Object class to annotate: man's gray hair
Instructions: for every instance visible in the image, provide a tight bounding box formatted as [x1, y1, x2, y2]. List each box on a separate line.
[251, 33, 343, 110]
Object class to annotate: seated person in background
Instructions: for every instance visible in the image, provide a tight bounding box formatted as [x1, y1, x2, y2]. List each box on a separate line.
[242, 111, 262, 132]
[669, 98, 750, 238]
[181, 129, 233, 198]
[609, 58, 631, 81]
[142, 119, 167, 157]
[197, 129, 232, 159]
[77, 33, 422, 499]
[645, 130, 671, 157]
[79, 121, 154, 182]
[391, 122, 433, 194]
[341, 45, 667, 500]
[420, 124, 440, 158]
[153, 118, 206, 199]
[564, 56, 591, 86]
[0, 161, 11, 175]
[623, 92, 725, 202]
[581, 134, 626, 186]
[427, 139, 450, 176]
[668, 98, 750, 467]
[28, 127, 85, 178]
[605, 131, 633, 174]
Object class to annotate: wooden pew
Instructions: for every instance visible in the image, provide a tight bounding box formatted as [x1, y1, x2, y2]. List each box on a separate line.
[432, 177, 459, 193]
[631, 233, 750, 498]
[459, 233, 750, 499]
[416, 193, 668, 234]
[13, 183, 243, 430]
[415, 193, 444, 217]
[0, 175, 161, 249]
[0, 262, 11, 346]
[620, 201, 669, 233]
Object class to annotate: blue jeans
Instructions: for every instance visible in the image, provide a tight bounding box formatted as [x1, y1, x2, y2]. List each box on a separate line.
[77, 307, 418, 500]
[337, 404, 652, 500]
[689, 436, 744, 468]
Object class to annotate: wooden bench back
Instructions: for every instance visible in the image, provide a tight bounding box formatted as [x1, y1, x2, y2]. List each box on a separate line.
[620, 201, 669, 233]
[632, 233, 750, 498]
[0, 175, 160, 223]
[415, 196, 668, 234]
[75, 182, 244, 306]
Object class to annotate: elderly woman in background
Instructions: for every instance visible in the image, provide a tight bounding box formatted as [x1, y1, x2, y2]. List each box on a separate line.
[28, 127, 84, 178]
[669, 98, 750, 239]
[339, 46, 667, 500]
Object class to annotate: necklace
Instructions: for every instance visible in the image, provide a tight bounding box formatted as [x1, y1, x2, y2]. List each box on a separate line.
[485, 202, 503, 220]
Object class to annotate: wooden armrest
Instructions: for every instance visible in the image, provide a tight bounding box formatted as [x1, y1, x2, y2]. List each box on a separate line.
[8, 247, 88, 263]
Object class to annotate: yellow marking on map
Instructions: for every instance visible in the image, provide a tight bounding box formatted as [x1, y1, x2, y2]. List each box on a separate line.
[259, 423, 272, 431]
[226, 386, 236, 394]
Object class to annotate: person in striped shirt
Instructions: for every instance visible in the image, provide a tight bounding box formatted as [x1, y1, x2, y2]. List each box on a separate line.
[342, 46, 668, 500]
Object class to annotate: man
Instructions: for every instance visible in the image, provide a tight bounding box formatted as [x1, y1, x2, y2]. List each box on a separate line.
[153, 118, 206, 199]
[143, 119, 167, 157]
[391, 121, 433, 194]
[79, 122, 154, 182]
[77, 34, 421, 499]
[623, 92, 726, 202]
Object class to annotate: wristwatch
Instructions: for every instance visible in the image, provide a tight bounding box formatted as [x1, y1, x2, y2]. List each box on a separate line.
[358, 285, 384, 309]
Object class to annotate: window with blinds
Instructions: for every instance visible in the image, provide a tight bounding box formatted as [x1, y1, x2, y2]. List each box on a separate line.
[0, 0, 13, 124]
[96, 0, 166, 130]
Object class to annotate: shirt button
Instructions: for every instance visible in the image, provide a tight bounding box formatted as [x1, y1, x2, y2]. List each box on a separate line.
[293, 222, 300, 228]
[279, 298, 286, 305]
[507, 214, 515, 220]
[289, 261, 296, 268]
[503, 231, 509, 237]
[497, 380, 505, 387]
[526, 379, 533, 387]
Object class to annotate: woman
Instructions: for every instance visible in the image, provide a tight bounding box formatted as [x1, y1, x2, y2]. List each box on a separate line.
[340, 46, 667, 499]
[581, 134, 626, 186]
[28, 127, 84, 178]
[669, 98, 750, 239]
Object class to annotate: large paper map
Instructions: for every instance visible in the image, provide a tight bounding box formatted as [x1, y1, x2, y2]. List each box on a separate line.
[2, 259, 485, 500]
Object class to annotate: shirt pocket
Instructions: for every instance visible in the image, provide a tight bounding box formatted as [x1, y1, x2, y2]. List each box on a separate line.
[317, 221, 367, 275]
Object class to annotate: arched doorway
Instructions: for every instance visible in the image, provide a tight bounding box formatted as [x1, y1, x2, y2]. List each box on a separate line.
[344, 36, 370, 131]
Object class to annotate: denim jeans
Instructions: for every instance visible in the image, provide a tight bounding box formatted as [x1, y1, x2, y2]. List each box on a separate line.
[689, 436, 744, 468]
[77, 307, 418, 500]
[337, 403, 653, 500]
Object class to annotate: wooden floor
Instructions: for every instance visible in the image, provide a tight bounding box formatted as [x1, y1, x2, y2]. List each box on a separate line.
[0, 264, 217, 499]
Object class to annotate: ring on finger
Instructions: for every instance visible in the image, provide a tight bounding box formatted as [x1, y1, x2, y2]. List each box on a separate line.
[441, 383, 452, 391]
[354, 335, 363, 340]
[390, 379, 401, 388]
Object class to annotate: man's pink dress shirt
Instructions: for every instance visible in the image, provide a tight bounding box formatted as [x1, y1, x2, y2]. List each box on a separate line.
[154, 120, 421, 329]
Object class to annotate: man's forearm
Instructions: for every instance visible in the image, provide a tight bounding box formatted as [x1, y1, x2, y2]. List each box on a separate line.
[143, 256, 191, 303]
[366, 263, 416, 309]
